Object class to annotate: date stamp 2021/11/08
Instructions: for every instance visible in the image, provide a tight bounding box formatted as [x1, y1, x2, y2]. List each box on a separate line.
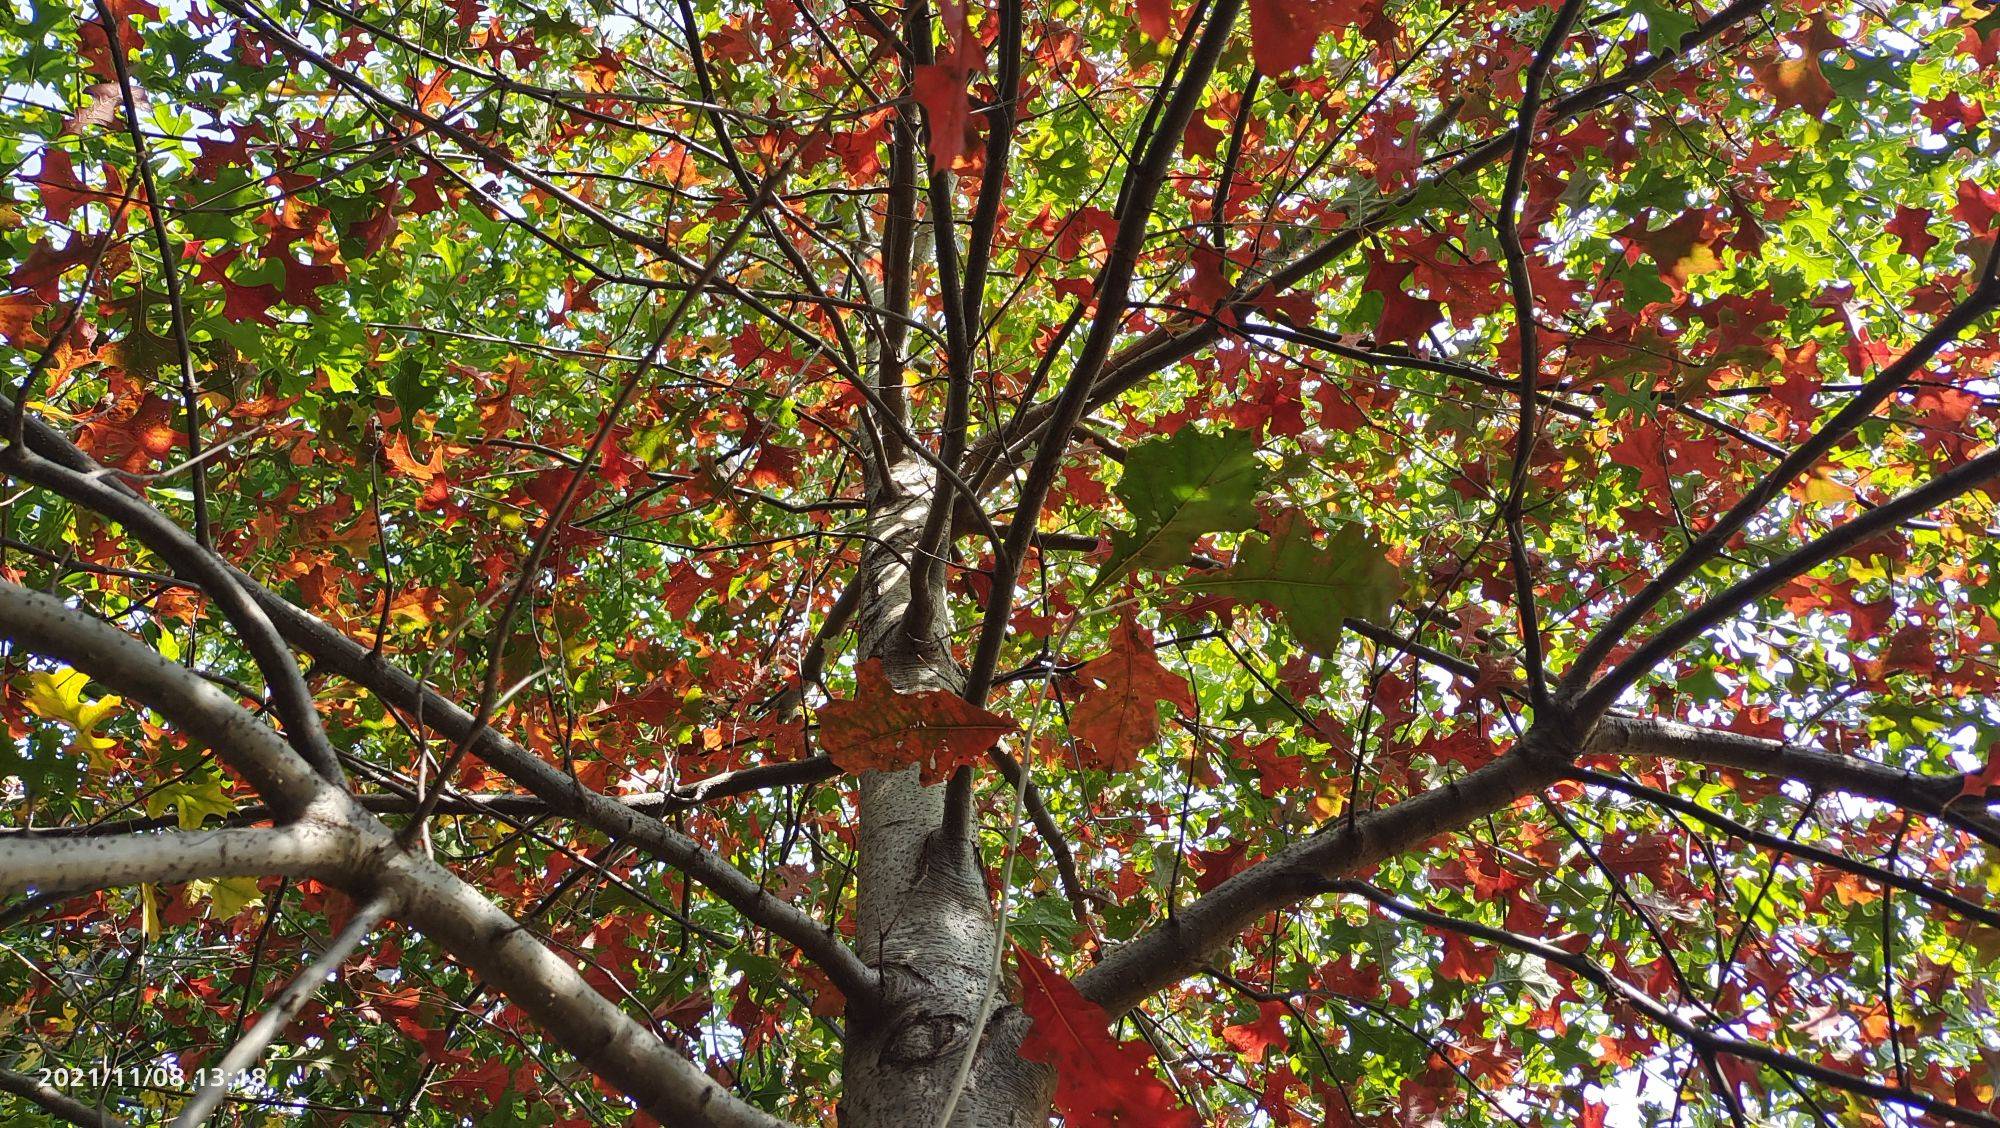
[34, 1061, 269, 1091]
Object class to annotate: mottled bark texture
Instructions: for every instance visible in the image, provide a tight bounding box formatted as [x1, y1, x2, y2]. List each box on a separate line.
[839, 459, 1053, 1127]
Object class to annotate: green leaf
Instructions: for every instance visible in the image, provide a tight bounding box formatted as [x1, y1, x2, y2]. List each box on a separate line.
[146, 771, 238, 830]
[1184, 512, 1402, 655]
[1096, 428, 1267, 588]
[388, 351, 438, 425]
[1010, 895, 1081, 955]
[1632, 0, 1697, 55]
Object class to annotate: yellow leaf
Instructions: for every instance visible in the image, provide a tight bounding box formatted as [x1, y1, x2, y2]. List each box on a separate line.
[1800, 466, 1854, 505]
[140, 884, 162, 941]
[187, 876, 263, 919]
[20, 666, 122, 761]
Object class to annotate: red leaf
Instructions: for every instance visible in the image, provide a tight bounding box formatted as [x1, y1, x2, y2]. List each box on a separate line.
[817, 660, 1015, 783]
[347, 183, 401, 257]
[1221, 1000, 1288, 1062]
[1069, 615, 1195, 771]
[102, 0, 160, 21]
[221, 278, 281, 325]
[910, 0, 982, 169]
[1919, 93, 1986, 133]
[253, 198, 331, 260]
[30, 148, 93, 226]
[192, 124, 260, 180]
[1961, 24, 2000, 67]
[1609, 418, 1672, 501]
[1953, 178, 2000, 239]
[1437, 930, 1495, 983]
[1885, 206, 1937, 259]
[1133, 0, 1174, 41]
[1248, 0, 1354, 76]
[1360, 253, 1442, 348]
[192, 242, 295, 325]
[912, 65, 971, 169]
[1618, 209, 1724, 298]
[1957, 742, 2000, 802]
[1191, 840, 1257, 894]
[1015, 947, 1198, 1126]
[9, 234, 112, 302]
[1185, 245, 1232, 314]
[1754, 54, 1834, 118]
[278, 256, 348, 311]
[1356, 103, 1421, 190]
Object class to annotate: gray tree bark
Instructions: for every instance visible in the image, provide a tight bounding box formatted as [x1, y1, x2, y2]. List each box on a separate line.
[838, 459, 1053, 1127]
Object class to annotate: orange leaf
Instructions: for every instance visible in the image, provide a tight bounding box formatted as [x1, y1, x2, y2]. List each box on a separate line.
[818, 660, 1014, 784]
[1070, 615, 1194, 771]
[1221, 1000, 1288, 1063]
[0, 292, 47, 346]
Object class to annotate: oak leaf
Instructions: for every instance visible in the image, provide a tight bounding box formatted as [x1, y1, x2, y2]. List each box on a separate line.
[1184, 512, 1402, 656]
[1221, 1000, 1288, 1063]
[1016, 947, 1198, 1126]
[1619, 210, 1724, 298]
[818, 660, 1014, 783]
[1360, 253, 1442, 347]
[1755, 54, 1834, 118]
[1134, 0, 1174, 41]
[1097, 426, 1266, 587]
[1069, 615, 1195, 770]
[0, 293, 46, 345]
[20, 666, 123, 764]
[1248, 0, 1357, 76]
[910, 0, 982, 169]
[31, 148, 92, 225]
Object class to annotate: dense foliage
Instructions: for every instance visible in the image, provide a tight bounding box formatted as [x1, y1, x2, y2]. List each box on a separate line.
[2, 0, 1999, 1123]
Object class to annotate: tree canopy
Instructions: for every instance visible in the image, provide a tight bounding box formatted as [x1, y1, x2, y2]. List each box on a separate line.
[2, 0, 1999, 1123]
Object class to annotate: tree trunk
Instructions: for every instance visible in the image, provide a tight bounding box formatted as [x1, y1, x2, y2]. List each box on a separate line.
[839, 458, 1053, 1127]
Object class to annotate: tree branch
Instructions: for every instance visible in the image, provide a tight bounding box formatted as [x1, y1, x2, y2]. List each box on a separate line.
[374, 845, 803, 1128]
[1589, 715, 2000, 846]
[0, 590, 810, 1128]
[0, 761, 842, 840]
[1576, 441, 2000, 720]
[1562, 253, 2000, 701]
[962, 0, 1244, 704]
[172, 897, 393, 1127]
[1570, 767, 2000, 931]
[0, 579, 332, 818]
[0, 824, 353, 897]
[261, 582, 879, 1002]
[985, 0, 1775, 456]
[0, 1067, 132, 1128]
[0, 404, 880, 1007]
[1076, 737, 1570, 1016]
[1495, 0, 1588, 710]
[1339, 879, 2000, 1128]
[1073, 697, 2000, 1018]
[0, 445, 347, 785]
